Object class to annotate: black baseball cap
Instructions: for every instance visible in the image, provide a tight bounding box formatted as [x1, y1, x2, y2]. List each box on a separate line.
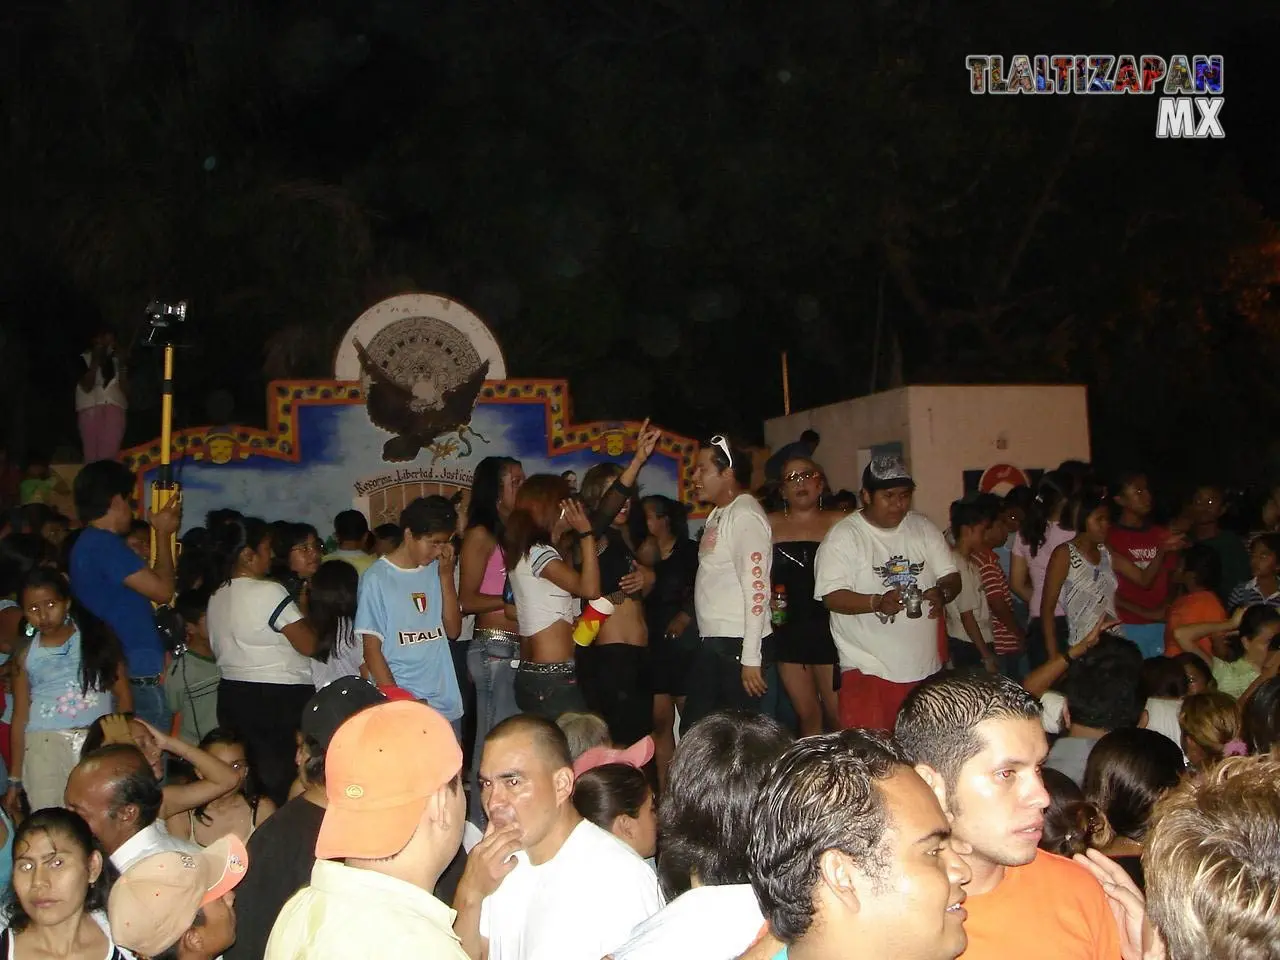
[300, 677, 388, 750]
[861, 454, 916, 493]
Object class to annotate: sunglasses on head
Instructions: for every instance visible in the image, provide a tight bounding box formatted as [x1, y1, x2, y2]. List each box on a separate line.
[710, 435, 733, 469]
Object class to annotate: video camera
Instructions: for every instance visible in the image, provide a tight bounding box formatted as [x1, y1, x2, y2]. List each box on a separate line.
[142, 299, 189, 348]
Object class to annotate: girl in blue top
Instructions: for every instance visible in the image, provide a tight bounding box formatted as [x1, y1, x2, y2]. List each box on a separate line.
[5, 569, 127, 814]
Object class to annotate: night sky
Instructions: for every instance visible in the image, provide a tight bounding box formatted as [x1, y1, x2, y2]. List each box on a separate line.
[2, 1, 1276, 492]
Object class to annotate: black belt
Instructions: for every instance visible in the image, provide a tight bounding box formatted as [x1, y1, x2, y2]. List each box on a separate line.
[130, 675, 164, 687]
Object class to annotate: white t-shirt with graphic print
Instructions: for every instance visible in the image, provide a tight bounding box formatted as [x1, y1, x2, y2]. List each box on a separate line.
[814, 510, 957, 683]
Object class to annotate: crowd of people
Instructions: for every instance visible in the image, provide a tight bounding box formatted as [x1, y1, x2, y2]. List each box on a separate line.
[0, 425, 1276, 958]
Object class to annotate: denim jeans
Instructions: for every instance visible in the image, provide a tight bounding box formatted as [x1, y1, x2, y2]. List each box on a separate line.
[130, 681, 172, 733]
[466, 631, 520, 826]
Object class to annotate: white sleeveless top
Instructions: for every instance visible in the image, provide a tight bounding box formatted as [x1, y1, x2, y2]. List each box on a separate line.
[1061, 542, 1125, 646]
[509, 544, 576, 638]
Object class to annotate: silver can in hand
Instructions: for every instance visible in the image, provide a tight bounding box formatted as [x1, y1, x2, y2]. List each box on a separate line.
[903, 584, 924, 619]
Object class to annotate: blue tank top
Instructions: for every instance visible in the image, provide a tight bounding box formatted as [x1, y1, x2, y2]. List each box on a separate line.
[25, 629, 114, 733]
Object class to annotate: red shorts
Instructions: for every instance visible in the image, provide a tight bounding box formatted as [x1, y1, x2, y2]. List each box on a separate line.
[838, 670, 921, 732]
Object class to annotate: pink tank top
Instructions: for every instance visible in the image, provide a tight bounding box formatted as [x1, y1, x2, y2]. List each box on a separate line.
[480, 545, 507, 595]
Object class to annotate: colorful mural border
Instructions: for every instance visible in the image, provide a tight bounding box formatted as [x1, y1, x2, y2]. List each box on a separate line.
[122, 378, 703, 512]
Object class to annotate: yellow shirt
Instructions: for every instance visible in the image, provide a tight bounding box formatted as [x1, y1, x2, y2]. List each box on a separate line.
[265, 859, 468, 960]
[327, 549, 376, 577]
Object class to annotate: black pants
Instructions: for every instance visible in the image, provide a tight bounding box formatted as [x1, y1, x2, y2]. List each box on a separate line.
[1026, 616, 1069, 670]
[576, 644, 654, 747]
[680, 637, 766, 736]
[513, 665, 587, 720]
[217, 678, 314, 807]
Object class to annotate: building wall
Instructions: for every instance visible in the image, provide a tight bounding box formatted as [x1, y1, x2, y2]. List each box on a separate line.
[763, 388, 912, 495]
[905, 385, 1091, 526]
[764, 384, 1091, 527]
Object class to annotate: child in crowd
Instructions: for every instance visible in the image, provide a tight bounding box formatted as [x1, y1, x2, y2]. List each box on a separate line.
[306, 559, 364, 689]
[164, 586, 220, 744]
[1178, 691, 1243, 769]
[357, 498, 463, 729]
[372, 522, 401, 556]
[39, 512, 70, 551]
[1227, 533, 1280, 611]
[329, 509, 374, 576]
[1174, 604, 1280, 699]
[124, 518, 151, 563]
[1163, 544, 1226, 657]
[557, 711, 611, 760]
[6, 569, 126, 812]
[17, 458, 68, 506]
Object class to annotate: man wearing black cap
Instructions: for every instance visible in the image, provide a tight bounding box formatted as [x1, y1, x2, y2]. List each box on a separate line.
[223, 677, 388, 960]
[814, 454, 960, 730]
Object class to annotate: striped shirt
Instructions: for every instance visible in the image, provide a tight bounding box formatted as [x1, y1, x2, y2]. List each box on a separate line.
[1227, 578, 1280, 612]
[975, 548, 1021, 654]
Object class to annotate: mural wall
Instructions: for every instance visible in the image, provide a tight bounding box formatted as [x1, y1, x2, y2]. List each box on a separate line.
[122, 295, 699, 532]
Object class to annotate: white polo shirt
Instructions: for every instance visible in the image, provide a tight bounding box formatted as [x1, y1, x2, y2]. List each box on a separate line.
[814, 510, 956, 683]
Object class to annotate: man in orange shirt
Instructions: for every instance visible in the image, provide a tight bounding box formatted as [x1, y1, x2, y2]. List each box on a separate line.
[896, 671, 1121, 960]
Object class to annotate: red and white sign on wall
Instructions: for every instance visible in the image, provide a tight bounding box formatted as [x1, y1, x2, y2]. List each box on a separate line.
[978, 463, 1031, 495]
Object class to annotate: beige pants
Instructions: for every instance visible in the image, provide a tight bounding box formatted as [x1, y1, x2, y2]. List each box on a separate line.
[23, 729, 89, 812]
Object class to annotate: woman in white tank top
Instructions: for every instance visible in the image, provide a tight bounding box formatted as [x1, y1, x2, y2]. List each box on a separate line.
[503, 475, 600, 719]
[1042, 492, 1177, 653]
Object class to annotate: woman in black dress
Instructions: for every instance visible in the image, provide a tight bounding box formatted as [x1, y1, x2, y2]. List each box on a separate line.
[640, 495, 699, 789]
[768, 457, 841, 736]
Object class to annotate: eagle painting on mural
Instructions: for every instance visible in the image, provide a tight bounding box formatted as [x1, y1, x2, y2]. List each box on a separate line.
[353, 335, 490, 463]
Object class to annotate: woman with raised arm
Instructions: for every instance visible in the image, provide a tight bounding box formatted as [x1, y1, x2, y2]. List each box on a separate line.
[575, 421, 663, 746]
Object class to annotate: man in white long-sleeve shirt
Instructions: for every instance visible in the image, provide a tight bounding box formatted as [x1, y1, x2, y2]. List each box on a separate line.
[683, 435, 773, 733]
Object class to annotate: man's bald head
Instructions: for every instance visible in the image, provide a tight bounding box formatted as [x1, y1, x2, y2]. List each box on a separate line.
[487, 714, 574, 772]
[65, 744, 163, 854]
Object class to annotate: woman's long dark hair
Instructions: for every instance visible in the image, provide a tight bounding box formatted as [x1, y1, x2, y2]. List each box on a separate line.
[208, 515, 270, 586]
[307, 560, 358, 665]
[5, 808, 116, 933]
[20, 568, 122, 699]
[1020, 470, 1071, 557]
[467, 457, 521, 538]
[573, 763, 650, 832]
[193, 728, 266, 825]
[270, 521, 319, 589]
[176, 526, 210, 592]
[1061, 490, 1109, 535]
[642, 495, 689, 543]
[1082, 728, 1185, 842]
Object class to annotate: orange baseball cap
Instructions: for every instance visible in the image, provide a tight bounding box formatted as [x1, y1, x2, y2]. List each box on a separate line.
[315, 700, 463, 860]
[108, 835, 248, 956]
